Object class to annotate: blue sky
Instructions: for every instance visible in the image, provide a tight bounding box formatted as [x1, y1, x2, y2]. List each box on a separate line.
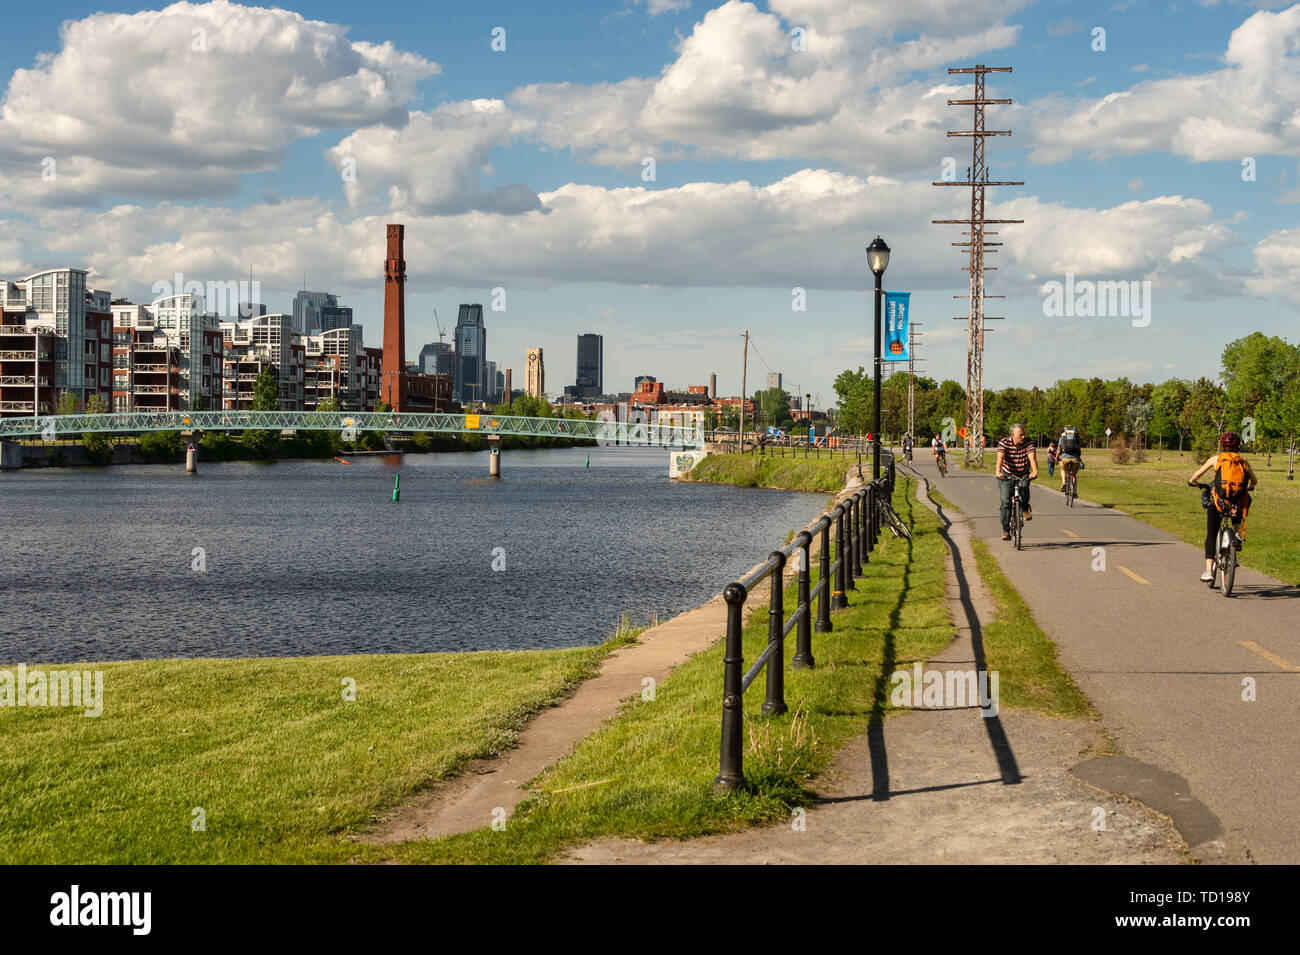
[1, 0, 1298, 405]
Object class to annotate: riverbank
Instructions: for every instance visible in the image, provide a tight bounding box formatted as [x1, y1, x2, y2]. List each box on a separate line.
[0, 624, 643, 864]
[4, 430, 595, 469]
[680, 451, 850, 492]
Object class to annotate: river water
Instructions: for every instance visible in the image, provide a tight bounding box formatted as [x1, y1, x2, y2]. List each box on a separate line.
[0, 447, 828, 662]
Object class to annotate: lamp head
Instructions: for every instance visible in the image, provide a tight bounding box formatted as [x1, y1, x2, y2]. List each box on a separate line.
[866, 236, 890, 276]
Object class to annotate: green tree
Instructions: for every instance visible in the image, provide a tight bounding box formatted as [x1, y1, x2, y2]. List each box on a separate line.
[252, 367, 279, 411]
[241, 366, 281, 458]
[57, 391, 79, 415]
[1123, 397, 1153, 447]
[81, 393, 113, 464]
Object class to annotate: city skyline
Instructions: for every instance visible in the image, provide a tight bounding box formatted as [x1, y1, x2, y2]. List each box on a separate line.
[2, 1, 1299, 405]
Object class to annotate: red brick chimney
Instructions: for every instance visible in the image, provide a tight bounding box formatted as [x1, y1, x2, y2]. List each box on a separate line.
[382, 223, 406, 411]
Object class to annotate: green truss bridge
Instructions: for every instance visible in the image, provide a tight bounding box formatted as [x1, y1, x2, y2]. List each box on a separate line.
[0, 410, 706, 448]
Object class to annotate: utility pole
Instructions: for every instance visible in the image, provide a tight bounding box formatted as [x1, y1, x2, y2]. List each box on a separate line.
[739, 330, 749, 451]
[907, 322, 922, 441]
[932, 64, 1023, 467]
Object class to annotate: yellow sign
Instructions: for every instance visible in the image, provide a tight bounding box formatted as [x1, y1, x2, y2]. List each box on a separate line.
[465, 414, 481, 430]
[182, 417, 191, 426]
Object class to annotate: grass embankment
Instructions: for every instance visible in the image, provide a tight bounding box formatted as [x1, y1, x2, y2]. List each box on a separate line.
[684, 451, 850, 491]
[1062, 455, 1299, 584]
[959, 453, 1299, 583]
[381, 475, 955, 863]
[0, 636, 637, 864]
[925, 485, 1095, 721]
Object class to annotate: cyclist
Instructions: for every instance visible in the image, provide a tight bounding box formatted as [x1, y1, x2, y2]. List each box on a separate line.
[931, 433, 947, 470]
[1188, 431, 1257, 582]
[902, 433, 913, 462]
[995, 423, 1038, 540]
[1057, 424, 1084, 492]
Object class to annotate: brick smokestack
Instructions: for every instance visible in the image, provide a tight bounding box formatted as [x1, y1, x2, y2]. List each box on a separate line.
[382, 223, 406, 411]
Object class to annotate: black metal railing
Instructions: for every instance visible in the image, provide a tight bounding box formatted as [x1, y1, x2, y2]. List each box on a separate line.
[715, 455, 896, 792]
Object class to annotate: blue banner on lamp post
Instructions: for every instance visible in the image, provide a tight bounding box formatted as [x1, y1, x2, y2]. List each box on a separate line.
[883, 292, 910, 362]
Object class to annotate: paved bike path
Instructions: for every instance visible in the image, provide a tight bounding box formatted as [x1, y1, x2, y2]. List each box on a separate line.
[917, 459, 1300, 863]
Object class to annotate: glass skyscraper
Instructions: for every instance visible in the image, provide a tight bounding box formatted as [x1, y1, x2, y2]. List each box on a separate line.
[454, 304, 486, 404]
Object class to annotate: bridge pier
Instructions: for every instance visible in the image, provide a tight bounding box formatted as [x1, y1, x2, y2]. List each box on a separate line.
[0, 440, 20, 470]
[487, 435, 501, 478]
[185, 443, 198, 475]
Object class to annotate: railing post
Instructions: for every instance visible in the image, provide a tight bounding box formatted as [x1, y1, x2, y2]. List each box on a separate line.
[865, 483, 875, 557]
[831, 505, 848, 609]
[859, 486, 870, 564]
[815, 520, 832, 632]
[762, 551, 789, 715]
[792, 532, 815, 669]
[854, 490, 865, 576]
[715, 582, 749, 793]
[844, 495, 857, 592]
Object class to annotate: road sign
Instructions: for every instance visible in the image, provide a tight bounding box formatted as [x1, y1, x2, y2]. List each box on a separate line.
[1105, 428, 1112, 436]
[465, 414, 481, 430]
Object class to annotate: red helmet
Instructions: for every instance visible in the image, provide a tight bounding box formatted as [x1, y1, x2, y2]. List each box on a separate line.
[1219, 432, 1241, 451]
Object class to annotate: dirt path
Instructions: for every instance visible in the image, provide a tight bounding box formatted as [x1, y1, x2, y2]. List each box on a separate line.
[361, 486, 850, 845]
[563, 473, 1188, 865]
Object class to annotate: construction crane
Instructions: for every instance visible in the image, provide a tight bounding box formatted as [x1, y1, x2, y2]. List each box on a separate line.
[433, 309, 446, 345]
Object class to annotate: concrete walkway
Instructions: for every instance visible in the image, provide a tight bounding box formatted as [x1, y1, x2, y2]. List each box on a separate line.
[562, 473, 1186, 864]
[913, 458, 1300, 863]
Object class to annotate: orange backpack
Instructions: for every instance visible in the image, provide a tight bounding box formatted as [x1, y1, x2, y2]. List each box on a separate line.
[1212, 452, 1249, 511]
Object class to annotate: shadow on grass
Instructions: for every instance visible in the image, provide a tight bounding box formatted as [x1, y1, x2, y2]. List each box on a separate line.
[927, 489, 1023, 787]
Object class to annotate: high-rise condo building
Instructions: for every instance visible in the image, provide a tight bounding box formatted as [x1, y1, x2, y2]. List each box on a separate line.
[576, 333, 603, 399]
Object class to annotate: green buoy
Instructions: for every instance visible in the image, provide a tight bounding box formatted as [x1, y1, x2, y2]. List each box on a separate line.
[392, 473, 400, 502]
[585, 454, 590, 468]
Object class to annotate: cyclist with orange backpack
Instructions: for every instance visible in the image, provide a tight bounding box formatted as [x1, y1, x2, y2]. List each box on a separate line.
[1188, 432, 1258, 582]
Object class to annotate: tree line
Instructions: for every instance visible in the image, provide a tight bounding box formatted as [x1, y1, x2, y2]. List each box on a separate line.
[834, 331, 1300, 457]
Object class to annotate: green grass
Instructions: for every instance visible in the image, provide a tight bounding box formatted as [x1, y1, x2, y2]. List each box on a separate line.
[0, 636, 637, 864]
[684, 452, 854, 491]
[1061, 454, 1300, 584]
[382, 475, 956, 863]
[927, 482, 1095, 720]
[968, 538, 1097, 720]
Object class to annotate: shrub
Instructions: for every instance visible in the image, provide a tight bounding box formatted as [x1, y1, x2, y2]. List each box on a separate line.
[1110, 436, 1131, 464]
[138, 430, 185, 461]
[240, 429, 279, 459]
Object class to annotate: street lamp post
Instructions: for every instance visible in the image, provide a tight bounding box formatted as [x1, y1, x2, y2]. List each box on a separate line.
[866, 236, 891, 480]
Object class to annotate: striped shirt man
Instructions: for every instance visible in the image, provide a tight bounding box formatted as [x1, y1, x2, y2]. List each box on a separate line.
[997, 434, 1036, 476]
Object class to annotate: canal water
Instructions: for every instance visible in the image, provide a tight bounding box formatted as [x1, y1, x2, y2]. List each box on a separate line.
[0, 447, 829, 662]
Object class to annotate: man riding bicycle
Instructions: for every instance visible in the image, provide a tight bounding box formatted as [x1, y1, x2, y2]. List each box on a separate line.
[932, 433, 946, 466]
[902, 433, 913, 462]
[1057, 424, 1084, 492]
[995, 423, 1038, 540]
[1188, 431, 1257, 582]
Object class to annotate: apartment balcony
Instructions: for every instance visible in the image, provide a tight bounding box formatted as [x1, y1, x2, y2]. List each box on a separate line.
[0, 400, 37, 412]
[0, 375, 49, 387]
[0, 350, 38, 360]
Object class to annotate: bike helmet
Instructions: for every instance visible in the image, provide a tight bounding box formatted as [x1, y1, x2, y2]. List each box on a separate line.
[1219, 432, 1241, 451]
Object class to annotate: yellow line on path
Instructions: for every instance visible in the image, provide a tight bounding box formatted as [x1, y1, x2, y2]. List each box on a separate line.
[1062, 529, 1079, 539]
[1116, 565, 1150, 585]
[1240, 641, 1300, 673]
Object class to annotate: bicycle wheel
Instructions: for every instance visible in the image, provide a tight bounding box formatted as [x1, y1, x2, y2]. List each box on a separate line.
[1065, 473, 1075, 507]
[1220, 527, 1237, 597]
[1013, 497, 1023, 550]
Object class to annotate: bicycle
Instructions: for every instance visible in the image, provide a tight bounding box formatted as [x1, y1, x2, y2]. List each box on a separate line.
[1003, 474, 1032, 550]
[903, 444, 913, 464]
[1062, 460, 1078, 507]
[935, 451, 947, 477]
[1194, 482, 1243, 597]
